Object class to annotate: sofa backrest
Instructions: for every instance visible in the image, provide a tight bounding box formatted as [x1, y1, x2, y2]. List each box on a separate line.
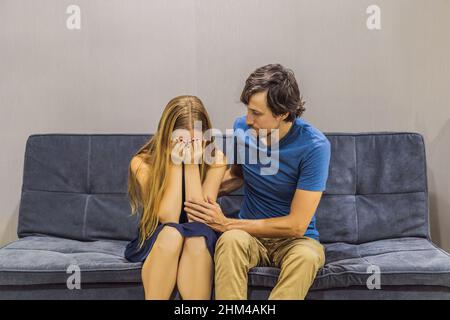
[18, 133, 429, 244]
[324, 133, 429, 243]
[18, 134, 149, 241]
[218, 132, 430, 244]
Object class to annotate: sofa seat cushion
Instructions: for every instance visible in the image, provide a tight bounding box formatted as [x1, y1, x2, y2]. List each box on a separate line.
[3, 236, 450, 291]
[247, 237, 450, 290]
[0, 236, 142, 286]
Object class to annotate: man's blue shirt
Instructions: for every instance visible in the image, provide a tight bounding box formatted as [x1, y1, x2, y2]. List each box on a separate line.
[233, 116, 331, 241]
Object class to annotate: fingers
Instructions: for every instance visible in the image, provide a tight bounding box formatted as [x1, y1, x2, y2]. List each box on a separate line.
[194, 138, 203, 149]
[170, 136, 206, 164]
[184, 207, 212, 223]
[206, 195, 220, 207]
[170, 137, 197, 164]
[171, 135, 185, 146]
[183, 142, 193, 164]
[184, 200, 215, 212]
[171, 136, 206, 145]
[170, 138, 184, 151]
[186, 199, 217, 210]
[170, 140, 185, 164]
[187, 213, 208, 224]
[184, 138, 204, 164]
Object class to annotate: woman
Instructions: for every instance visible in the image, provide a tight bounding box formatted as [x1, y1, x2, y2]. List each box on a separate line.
[124, 95, 227, 300]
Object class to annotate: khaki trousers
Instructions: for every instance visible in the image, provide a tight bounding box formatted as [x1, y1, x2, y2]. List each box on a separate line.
[214, 229, 325, 300]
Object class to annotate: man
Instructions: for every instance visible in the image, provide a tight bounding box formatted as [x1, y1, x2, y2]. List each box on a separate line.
[184, 64, 331, 300]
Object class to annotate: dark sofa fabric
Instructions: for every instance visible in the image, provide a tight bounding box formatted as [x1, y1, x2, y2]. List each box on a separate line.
[1, 132, 450, 300]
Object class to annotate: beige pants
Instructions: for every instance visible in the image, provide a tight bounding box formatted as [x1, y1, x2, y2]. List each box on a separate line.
[214, 229, 325, 300]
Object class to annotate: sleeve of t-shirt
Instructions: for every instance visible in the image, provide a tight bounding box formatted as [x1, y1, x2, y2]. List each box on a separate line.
[232, 117, 244, 131]
[297, 139, 331, 191]
[231, 117, 243, 164]
[233, 119, 238, 131]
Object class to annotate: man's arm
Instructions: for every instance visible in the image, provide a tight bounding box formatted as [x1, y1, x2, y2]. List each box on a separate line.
[223, 189, 323, 237]
[185, 188, 324, 238]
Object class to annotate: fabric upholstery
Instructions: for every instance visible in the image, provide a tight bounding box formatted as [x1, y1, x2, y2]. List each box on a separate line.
[1, 132, 449, 300]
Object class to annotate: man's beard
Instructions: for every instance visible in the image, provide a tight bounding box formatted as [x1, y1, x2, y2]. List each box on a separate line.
[252, 127, 277, 139]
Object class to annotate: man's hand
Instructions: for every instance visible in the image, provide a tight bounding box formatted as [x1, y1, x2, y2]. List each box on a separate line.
[184, 196, 229, 233]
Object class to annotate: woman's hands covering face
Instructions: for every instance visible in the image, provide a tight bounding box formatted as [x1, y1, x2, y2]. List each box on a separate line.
[184, 137, 205, 164]
[170, 136, 206, 165]
[170, 138, 186, 165]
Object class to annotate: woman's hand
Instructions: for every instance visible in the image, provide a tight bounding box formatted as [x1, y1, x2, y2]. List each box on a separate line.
[183, 138, 205, 164]
[170, 139, 186, 165]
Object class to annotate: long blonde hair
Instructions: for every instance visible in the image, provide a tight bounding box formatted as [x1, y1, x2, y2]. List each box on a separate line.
[127, 95, 213, 248]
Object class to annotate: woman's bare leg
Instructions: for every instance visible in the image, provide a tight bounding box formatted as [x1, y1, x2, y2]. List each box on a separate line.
[141, 226, 184, 299]
[176, 236, 214, 300]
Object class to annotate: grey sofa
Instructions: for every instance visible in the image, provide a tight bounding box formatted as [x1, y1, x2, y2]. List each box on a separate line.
[1, 132, 450, 300]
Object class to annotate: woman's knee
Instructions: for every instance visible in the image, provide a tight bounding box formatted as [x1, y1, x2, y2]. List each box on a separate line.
[154, 226, 184, 254]
[182, 236, 209, 256]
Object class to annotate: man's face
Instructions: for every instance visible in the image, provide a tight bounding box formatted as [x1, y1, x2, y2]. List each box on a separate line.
[245, 90, 285, 136]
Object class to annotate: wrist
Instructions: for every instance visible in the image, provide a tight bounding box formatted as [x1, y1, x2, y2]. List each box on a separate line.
[169, 161, 183, 167]
[184, 162, 199, 166]
[223, 217, 232, 232]
[184, 163, 200, 170]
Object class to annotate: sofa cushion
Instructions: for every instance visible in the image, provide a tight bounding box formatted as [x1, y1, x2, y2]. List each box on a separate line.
[10, 132, 445, 298]
[18, 134, 145, 242]
[19, 133, 430, 245]
[0, 236, 141, 286]
[217, 132, 429, 244]
[247, 237, 450, 290]
[2, 236, 450, 293]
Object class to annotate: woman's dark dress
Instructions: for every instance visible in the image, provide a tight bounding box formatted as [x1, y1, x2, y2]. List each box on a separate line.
[124, 162, 219, 262]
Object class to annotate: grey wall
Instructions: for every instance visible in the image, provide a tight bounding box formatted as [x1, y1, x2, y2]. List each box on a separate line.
[1, 0, 449, 252]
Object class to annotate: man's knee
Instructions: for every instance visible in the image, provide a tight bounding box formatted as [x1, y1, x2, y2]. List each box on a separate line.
[283, 245, 325, 270]
[214, 230, 253, 260]
[216, 229, 252, 249]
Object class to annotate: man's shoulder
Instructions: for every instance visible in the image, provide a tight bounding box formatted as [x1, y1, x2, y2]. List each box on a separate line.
[233, 115, 248, 130]
[294, 117, 329, 147]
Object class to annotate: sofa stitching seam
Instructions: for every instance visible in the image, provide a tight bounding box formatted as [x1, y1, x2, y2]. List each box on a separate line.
[82, 136, 92, 239]
[354, 136, 359, 244]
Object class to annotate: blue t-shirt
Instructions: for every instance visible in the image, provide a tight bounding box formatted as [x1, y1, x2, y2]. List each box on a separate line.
[232, 115, 331, 241]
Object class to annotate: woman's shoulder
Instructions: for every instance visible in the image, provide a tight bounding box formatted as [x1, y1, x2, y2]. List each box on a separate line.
[130, 154, 151, 178]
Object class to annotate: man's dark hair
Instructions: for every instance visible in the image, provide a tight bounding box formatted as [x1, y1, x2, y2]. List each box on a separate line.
[240, 64, 306, 121]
